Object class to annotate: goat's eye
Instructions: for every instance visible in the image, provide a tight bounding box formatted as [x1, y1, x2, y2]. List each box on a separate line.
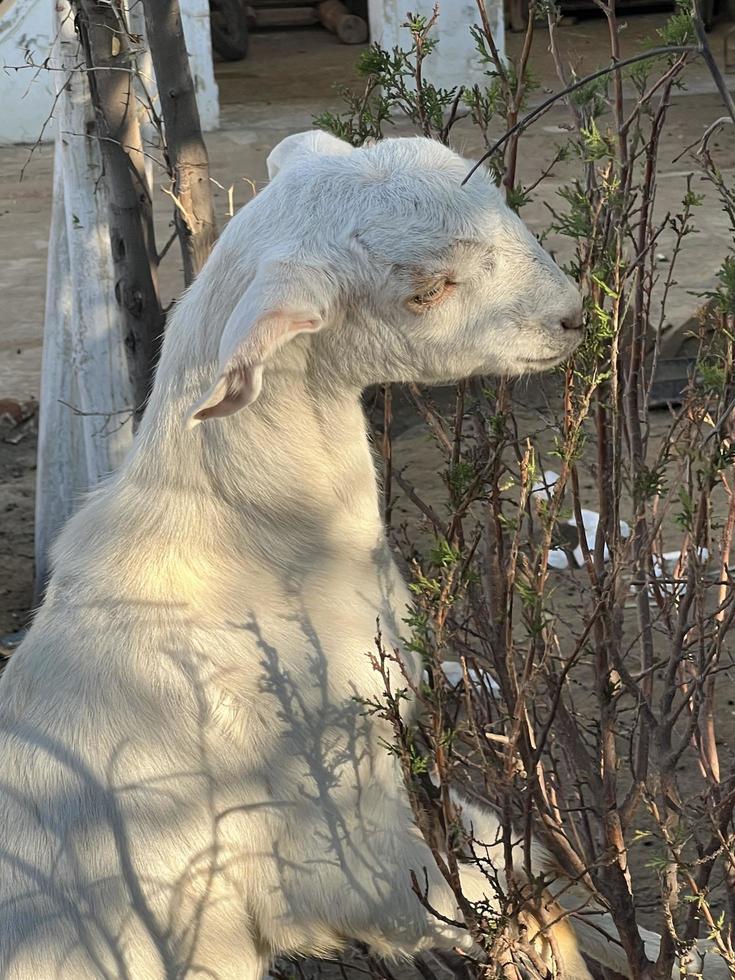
[407, 279, 453, 312]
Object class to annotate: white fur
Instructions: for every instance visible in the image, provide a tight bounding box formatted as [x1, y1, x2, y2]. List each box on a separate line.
[0, 134, 723, 979]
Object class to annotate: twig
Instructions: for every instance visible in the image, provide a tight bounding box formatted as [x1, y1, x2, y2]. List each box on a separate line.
[462, 46, 698, 185]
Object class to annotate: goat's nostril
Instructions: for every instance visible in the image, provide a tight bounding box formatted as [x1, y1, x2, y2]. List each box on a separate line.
[561, 313, 583, 332]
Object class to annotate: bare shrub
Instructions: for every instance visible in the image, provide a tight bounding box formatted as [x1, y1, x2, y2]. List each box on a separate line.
[316, 4, 735, 976]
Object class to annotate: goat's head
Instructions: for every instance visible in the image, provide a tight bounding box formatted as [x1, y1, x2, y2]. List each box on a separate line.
[188, 131, 583, 425]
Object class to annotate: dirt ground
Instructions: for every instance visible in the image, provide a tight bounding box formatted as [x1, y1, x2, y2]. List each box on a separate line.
[0, 420, 34, 639]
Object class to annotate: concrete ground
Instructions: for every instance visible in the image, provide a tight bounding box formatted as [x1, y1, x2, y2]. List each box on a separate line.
[2, 12, 735, 401]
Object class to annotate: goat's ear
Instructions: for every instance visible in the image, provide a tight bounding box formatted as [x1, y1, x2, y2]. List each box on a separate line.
[186, 268, 329, 427]
[266, 130, 354, 180]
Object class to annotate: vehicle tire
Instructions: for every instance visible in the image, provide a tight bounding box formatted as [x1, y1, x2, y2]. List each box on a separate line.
[210, 0, 249, 61]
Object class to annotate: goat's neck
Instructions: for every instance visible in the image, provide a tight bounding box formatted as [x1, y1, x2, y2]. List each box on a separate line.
[132, 357, 386, 584]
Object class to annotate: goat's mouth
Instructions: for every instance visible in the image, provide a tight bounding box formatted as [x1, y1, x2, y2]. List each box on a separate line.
[520, 352, 570, 369]
[521, 334, 583, 369]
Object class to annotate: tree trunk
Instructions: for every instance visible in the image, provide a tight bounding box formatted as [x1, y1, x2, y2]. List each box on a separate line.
[143, 0, 217, 286]
[125, 0, 159, 195]
[73, 0, 165, 419]
[35, 7, 134, 597]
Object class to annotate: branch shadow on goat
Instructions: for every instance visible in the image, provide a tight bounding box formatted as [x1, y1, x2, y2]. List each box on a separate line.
[0, 589, 436, 979]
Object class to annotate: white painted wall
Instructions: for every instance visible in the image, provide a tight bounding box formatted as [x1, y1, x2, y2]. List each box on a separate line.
[0, 0, 219, 145]
[367, 0, 504, 92]
[0, 0, 56, 144]
[181, 0, 220, 131]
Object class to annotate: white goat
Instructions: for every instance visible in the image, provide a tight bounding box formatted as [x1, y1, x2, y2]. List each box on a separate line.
[0, 133, 725, 980]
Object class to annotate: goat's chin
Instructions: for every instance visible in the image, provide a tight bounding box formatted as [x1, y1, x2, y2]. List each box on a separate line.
[396, 352, 569, 385]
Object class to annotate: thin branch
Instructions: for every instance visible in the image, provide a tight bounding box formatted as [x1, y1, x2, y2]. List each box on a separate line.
[462, 46, 698, 185]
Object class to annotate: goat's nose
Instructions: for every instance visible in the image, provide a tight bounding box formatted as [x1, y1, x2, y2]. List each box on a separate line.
[560, 311, 583, 331]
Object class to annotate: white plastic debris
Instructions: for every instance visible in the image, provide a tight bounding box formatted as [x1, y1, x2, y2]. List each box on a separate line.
[570, 510, 604, 565]
[431, 660, 501, 695]
[438, 661, 464, 686]
[629, 547, 714, 602]
[547, 549, 570, 570]
[653, 547, 710, 577]
[568, 510, 632, 566]
[531, 472, 632, 570]
[532, 470, 560, 495]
